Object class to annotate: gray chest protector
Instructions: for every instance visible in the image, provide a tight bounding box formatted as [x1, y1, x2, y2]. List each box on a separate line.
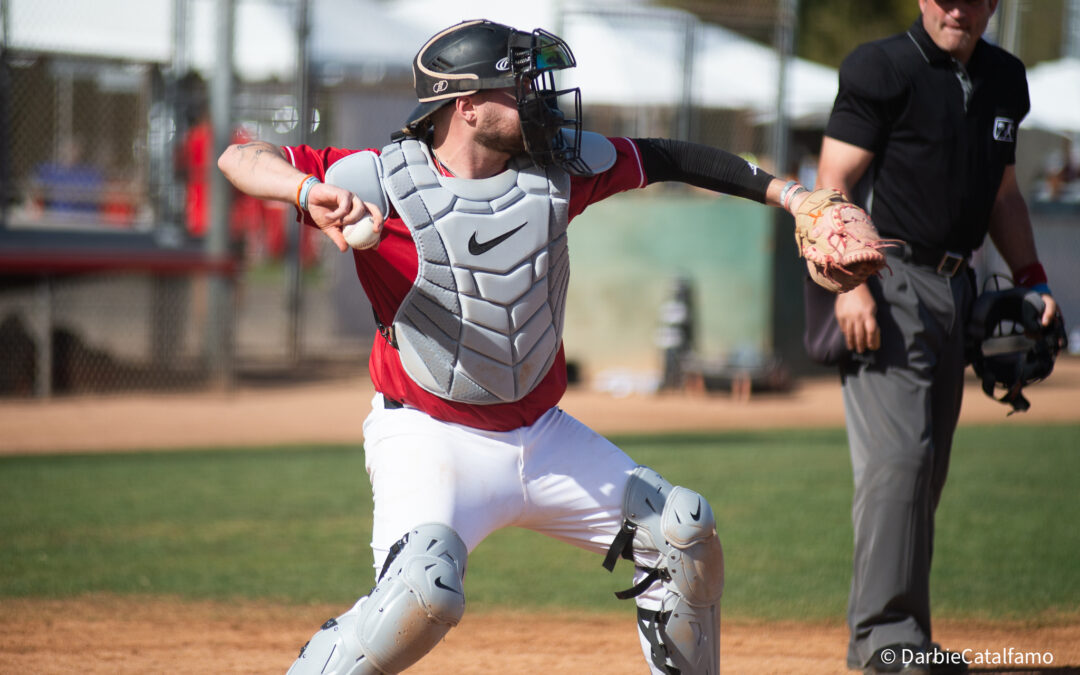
[382, 139, 571, 404]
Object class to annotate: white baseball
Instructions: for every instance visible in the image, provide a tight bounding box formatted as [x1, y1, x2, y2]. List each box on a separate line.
[342, 216, 381, 250]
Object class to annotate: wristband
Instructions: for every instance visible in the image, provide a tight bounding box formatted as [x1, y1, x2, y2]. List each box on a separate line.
[1014, 262, 1049, 294]
[296, 174, 319, 211]
[779, 180, 807, 211]
[788, 185, 809, 210]
[1014, 266, 1055, 341]
[1014, 261, 1047, 286]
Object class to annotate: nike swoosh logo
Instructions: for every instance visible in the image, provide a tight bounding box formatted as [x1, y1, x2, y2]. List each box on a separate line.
[468, 222, 527, 255]
[433, 576, 459, 593]
[690, 501, 702, 521]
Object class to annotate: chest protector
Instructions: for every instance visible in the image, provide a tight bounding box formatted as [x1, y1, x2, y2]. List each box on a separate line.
[382, 139, 571, 404]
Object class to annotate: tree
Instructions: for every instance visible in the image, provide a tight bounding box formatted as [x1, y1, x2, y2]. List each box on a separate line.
[657, 0, 1067, 68]
[655, 0, 913, 67]
[796, 0, 915, 66]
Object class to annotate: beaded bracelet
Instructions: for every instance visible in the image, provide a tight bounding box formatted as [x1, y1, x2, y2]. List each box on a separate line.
[296, 174, 319, 211]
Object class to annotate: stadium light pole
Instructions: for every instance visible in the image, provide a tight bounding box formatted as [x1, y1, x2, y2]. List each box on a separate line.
[770, 0, 796, 179]
[207, 0, 236, 386]
[769, 0, 809, 375]
[1069, 0, 1080, 58]
[285, 0, 310, 367]
[0, 0, 10, 229]
[676, 13, 697, 142]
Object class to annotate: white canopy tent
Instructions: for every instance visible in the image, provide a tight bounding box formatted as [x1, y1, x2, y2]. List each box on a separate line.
[5, 0, 297, 81]
[6, 0, 838, 121]
[308, 0, 431, 82]
[5, 0, 174, 63]
[1023, 57, 1080, 135]
[383, 0, 840, 122]
[694, 23, 839, 124]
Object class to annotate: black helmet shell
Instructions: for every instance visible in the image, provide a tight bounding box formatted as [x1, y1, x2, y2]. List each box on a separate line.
[402, 20, 519, 134]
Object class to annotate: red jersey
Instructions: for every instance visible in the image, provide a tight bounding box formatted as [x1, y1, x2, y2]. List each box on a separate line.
[285, 137, 646, 431]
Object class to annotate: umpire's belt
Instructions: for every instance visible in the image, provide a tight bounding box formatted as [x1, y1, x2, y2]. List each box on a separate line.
[890, 243, 969, 278]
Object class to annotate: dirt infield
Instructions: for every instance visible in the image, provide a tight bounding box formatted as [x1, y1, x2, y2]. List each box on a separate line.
[2, 357, 1079, 455]
[2, 596, 1079, 674]
[2, 360, 1079, 673]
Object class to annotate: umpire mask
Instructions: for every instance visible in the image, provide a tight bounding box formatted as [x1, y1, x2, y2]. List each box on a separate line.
[966, 283, 1067, 413]
[402, 19, 588, 174]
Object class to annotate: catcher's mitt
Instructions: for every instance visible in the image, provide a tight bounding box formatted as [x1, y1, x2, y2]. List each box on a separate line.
[794, 188, 896, 293]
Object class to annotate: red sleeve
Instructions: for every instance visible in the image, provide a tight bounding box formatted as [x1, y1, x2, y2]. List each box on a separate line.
[283, 145, 380, 226]
[283, 144, 369, 180]
[568, 137, 647, 219]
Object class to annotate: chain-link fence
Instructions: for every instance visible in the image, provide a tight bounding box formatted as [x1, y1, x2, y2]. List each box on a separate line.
[0, 0, 369, 397]
[1, 0, 804, 398]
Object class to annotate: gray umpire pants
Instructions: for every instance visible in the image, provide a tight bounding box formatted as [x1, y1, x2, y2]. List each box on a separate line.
[841, 253, 976, 669]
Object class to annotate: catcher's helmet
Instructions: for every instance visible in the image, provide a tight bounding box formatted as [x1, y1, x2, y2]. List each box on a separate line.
[401, 19, 588, 173]
[966, 284, 1066, 413]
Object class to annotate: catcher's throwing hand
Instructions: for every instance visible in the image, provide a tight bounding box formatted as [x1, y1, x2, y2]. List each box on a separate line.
[306, 182, 384, 253]
[793, 188, 897, 293]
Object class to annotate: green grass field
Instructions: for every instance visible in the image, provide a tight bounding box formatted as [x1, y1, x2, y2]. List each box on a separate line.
[2, 424, 1078, 622]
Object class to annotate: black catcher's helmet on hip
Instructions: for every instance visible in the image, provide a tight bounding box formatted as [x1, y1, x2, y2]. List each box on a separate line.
[966, 282, 1067, 413]
[401, 19, 588, 174]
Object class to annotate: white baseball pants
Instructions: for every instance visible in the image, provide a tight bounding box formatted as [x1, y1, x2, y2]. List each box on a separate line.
[360, 393, 669, 673]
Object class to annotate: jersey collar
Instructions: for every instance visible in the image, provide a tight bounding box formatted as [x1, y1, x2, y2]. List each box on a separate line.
[906, 17, 953, 65]
[907, 16, 990, 74]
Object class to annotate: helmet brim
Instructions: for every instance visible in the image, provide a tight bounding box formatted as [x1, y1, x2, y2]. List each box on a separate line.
[401, 99, 450, 135]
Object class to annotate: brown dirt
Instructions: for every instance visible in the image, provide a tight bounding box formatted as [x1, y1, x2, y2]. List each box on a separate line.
[1, 597, 1078, 674]
[2, 359, 1079, 673]
[2, 358, 1079, 456]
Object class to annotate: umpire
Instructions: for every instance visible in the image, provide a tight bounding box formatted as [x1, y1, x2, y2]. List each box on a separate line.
[814, 1, 1060, 673]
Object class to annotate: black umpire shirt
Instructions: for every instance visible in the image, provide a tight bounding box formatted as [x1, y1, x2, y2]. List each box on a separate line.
[824, 17, 1030, 256]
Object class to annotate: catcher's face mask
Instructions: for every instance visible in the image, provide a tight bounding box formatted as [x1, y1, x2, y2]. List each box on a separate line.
[403, 21, 587, 174]
[507, 29, 588, 174]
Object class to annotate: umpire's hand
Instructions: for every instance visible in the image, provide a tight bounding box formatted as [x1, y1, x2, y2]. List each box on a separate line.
[835, 283, 880, 353]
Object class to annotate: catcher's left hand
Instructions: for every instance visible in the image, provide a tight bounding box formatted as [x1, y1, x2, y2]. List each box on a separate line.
[794, 188, 898, 293]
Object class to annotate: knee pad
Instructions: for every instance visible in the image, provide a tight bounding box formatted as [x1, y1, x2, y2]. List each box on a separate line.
[604, 466, 724, 674]
[288, 523, 467, 675]
[637, 598, 720, 675]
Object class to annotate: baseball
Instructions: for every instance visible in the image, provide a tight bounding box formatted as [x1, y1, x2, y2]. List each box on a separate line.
[342, 216, 381, 250]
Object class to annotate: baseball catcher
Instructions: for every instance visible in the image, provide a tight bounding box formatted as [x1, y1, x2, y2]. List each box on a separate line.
[218, 18, 876, 675]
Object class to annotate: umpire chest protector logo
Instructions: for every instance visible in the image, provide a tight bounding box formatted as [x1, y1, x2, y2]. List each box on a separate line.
[993, 117, 1016, 143]
[380, 139, 571, 404]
